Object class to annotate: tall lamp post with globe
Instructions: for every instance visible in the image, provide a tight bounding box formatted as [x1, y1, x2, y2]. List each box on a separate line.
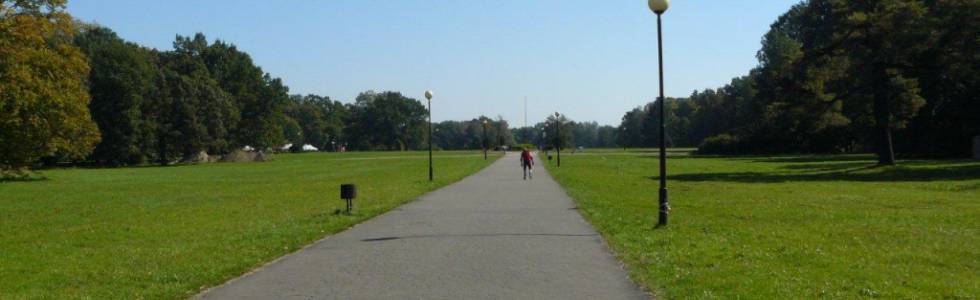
[425, 90, 434, 182]
[648, 0, 670, 226]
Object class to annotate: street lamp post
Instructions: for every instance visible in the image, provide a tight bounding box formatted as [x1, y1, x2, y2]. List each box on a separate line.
[542, 124, 546, 140]
[622, 127, 628, 151]
[425, 90, 434, 182]
[649, 0, 670, 226]
[482, 119, 489, 160]
[554, 112, 561, 168]
[496, 122, 503, 153]
[541, 130, 547, 154]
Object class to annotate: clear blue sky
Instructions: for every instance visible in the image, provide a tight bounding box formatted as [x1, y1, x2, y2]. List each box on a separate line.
[68, 0, 800, 126]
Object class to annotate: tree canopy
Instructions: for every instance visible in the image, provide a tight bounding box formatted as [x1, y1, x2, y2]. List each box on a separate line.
[4, 0, 976, 172]
[614, 0, 979, 163]
[1, 0, 99, 173]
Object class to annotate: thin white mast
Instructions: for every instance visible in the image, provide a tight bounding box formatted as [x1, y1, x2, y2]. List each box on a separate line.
[524, 96, 528, 128]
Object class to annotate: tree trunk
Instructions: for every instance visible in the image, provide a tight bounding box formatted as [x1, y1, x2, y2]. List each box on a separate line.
[872, 65, 896, 166]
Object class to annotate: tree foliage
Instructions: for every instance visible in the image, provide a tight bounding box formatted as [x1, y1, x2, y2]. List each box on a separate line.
[7, 0, 975, 171]
[182, 34, 288, 149]
[284, 94, 348, 150]
[0, 0, 99, 172]
[617, 0, 979, 162]
[345, 91, 427, 151]
[75, 26, 157, 165]
[153, 48, 237, 162]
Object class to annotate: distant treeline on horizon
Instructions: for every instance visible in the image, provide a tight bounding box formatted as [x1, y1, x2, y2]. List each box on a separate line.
[2, 0, 977, 172]
[0, 0, 618, 170]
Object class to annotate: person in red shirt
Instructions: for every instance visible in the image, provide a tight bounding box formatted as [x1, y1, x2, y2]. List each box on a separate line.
[520, 147, 534, 180]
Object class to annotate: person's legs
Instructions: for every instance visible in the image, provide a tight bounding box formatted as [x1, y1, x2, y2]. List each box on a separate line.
[523, 163, 528, 180]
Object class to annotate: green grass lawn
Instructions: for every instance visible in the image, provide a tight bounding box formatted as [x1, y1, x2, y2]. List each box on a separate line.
[544, 149, 979, 299]
[0, 151, 499, 299]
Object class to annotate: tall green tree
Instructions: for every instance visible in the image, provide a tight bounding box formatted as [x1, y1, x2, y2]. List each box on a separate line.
[346, 91, 427, 151]
[617, 107, 647, 148]
[0, 0, 99, 173]
[151, 46, 237, 163]
[900, 0, 980, 157]
[188, 35, 288, 150]
[285, 94, 349, 150]
[571, 121, 599, 148]
[75, 25, 158, 166]
[608, 0, 977, 159]
[823, 0, 930, 165]
[493, 117, 516, 148]
[595, 125, 618, 148]
[752, 0, 930, 163]
[545, 114, 573, 149]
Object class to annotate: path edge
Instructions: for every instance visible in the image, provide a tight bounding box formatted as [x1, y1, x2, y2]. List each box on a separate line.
[193, 153, 506, 298]
[536, 152, 657, 299]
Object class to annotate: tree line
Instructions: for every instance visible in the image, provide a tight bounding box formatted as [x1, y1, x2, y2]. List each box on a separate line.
[4, 0, 976, 175]
[0, 0, 523, 175]
[1, 0, 306, 171]
[511, 115, 620, 151]
[616, 0, 979, 164]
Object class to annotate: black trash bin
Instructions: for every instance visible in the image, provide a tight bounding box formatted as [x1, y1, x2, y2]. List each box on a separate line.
[340, 184, 357, 214]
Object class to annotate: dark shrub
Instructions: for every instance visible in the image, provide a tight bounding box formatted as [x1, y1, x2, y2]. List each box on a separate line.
[697, 134, 742, 155]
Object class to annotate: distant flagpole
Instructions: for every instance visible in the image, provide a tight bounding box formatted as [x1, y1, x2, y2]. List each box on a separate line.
[524, 96, 529, 143]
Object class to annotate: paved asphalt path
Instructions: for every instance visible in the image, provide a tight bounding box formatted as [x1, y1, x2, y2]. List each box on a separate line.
[198, 152, 648, 300]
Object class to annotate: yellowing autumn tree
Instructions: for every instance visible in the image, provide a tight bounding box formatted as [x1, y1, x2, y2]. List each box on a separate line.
[0, 0, 99, 175]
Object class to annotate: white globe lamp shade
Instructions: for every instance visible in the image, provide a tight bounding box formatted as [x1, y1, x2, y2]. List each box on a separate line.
[648, 0, 669, 14]
[425, 90, 434, 100]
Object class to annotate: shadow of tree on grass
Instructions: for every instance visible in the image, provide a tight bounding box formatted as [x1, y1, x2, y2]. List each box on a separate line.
[660, 164, 980, 183]
[741, 155, 877, 164]
[778, 162, 875, 172]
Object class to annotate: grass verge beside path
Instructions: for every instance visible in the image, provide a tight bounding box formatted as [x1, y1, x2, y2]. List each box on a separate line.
[0, 151, 500, 299]
[544, 149, 979, 299]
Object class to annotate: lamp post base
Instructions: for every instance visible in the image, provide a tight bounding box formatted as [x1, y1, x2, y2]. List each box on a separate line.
[557, 149, 561, 167]
[658, 187, 669, 226]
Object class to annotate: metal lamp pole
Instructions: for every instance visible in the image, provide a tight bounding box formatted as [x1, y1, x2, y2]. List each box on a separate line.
[554, 112, 561, 168]
[622, 127, 628, 151]
[425, 90, 434, 182]
[649, 0, 670, 226]
[482, 120, 488, 160]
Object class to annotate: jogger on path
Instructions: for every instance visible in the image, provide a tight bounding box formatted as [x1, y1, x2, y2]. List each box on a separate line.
[520, 148, 534, 180]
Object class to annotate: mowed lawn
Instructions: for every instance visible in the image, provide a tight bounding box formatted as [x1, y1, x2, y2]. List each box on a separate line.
[0, 151, 499, 299]
[545, 149, 979, 299]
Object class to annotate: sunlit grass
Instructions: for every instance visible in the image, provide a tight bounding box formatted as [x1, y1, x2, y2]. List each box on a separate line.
[0, 151, 500, 299]
[545, 149, 979, 299]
